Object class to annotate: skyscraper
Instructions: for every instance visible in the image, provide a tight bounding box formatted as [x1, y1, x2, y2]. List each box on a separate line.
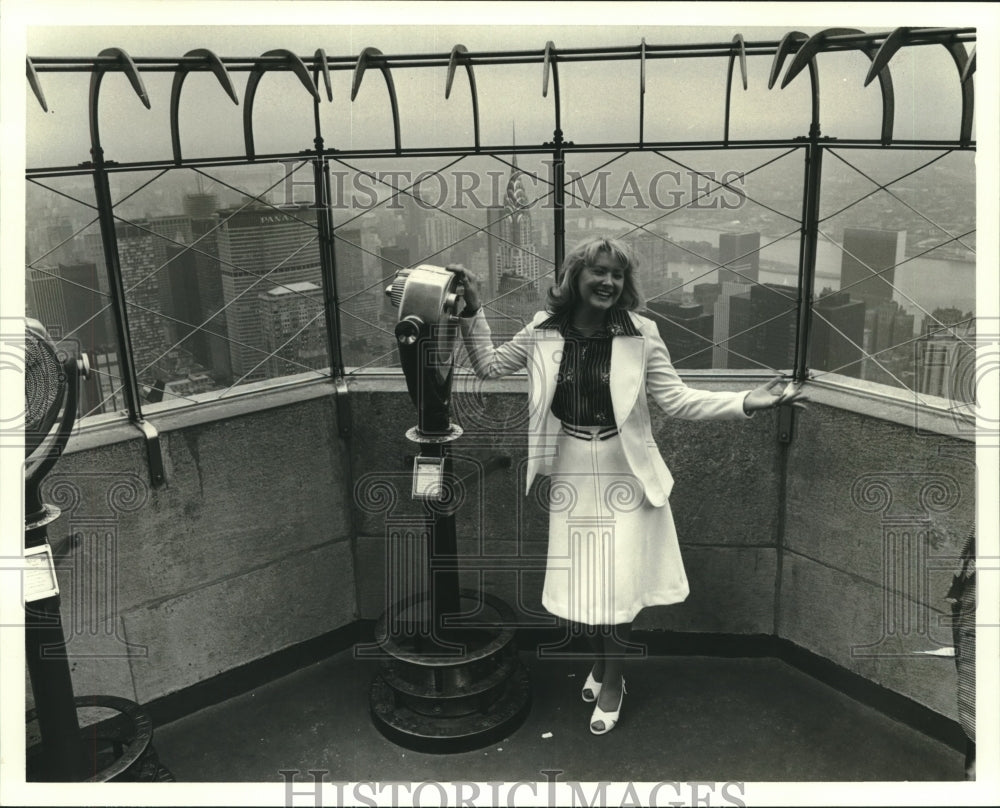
[839, 227, 906, 308]
[189, 214, 232, 383]
[718, 231, 760, 285]
[810, 290, 866, 378]
[494, 154, 542, 291]
[647, 300, 714, 369]
[114, 221, 171, 383]
[712, 279, 752, 369]
[336, 226, 382, 346]
[258, 281, 328, 378]
[216, 205, 323, 382]
[26, 266, 68, 340]
[728, 283, 797, 371]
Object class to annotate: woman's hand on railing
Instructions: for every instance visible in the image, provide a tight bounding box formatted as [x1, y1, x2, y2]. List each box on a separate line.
[744, 376, 809, 413]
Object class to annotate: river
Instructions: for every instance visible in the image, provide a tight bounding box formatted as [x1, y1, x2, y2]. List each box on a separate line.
[589, 219, 977, 322]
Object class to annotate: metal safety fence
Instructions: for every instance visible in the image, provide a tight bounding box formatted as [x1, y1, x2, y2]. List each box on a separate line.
[24, 27, 978, 476]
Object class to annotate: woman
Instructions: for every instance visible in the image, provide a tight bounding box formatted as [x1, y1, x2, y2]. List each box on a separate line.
[453, 236, 805, 735]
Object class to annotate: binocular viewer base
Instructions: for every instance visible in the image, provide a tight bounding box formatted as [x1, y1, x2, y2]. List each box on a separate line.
[369, 590, 532, 754]
[405, 423, 464, 444]
[26, 695, 174, 782]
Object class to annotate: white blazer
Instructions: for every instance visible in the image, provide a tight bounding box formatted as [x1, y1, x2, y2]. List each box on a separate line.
[460, 308, 751, 508]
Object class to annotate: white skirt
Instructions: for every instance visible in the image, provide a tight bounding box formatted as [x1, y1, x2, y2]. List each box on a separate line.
[541, 428, 690, 626]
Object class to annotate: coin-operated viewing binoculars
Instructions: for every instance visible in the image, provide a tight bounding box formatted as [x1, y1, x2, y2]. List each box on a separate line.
[384, 264, 466, 439]
[24, 319, 170, 781]
[372, 265, 531, 754]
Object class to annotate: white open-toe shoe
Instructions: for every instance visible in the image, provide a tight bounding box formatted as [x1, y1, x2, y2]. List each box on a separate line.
[581, 668, 603, 703]
[589, 678, 626, 735]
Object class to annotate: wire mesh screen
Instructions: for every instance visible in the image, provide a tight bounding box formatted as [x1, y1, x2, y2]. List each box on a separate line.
[23, 27, 977, 422]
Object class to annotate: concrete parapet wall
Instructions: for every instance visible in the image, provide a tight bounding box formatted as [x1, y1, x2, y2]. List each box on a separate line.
[28, 374, 975, 727]
[780, 401, 975, 721]
[31, 391, 356, 709]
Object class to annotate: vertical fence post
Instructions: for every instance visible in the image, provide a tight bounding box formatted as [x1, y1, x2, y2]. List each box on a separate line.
[551, 133, 566, 283]
[793, 127, 824, 384]
[314, 152, 344, 377]
[91, 152, 143, 422]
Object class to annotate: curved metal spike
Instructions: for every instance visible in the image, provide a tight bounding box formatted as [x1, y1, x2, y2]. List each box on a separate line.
[350, 47, 401, 153]
[960, 44, 976, 85]
[864, 26, 913, 87]
[267, 49, 320, 101]
[189, 48, 238, 103]
[941, 41, 974, 144]
[243, 49, 321, 160]
[543, 40, 555, 97]
[89, 47, 152, 150]
[780, 28, 862, 89]
[768, 31, 808, 90]
[446, 44, 468, 99]
[97, 47, 151, 108]
[779, 28, 896, 145]
[26, 58, 48, 112]
[445, 44, 481, 150]
[733, 34, 747, 90]
[170, 49, 238, 164]
[351, 46, 383, 101]
[314, 48, 333, 102]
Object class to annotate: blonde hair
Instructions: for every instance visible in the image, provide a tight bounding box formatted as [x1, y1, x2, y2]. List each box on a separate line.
[545, 236, 644, 315]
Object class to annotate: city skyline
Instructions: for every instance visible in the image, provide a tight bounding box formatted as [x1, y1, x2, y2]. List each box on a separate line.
[25, 163, 977, 415]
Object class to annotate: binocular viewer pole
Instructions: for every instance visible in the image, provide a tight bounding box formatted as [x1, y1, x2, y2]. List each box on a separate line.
[368, 267, 531, 752]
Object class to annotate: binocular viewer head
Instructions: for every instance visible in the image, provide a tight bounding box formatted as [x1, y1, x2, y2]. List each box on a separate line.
[384, 265, 467, 439]
[385, 265, 465, 344]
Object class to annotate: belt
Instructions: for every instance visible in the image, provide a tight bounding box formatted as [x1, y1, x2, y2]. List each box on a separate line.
[561, 423, 619, 441]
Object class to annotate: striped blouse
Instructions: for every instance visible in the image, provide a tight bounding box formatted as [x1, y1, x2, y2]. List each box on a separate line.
[538, 308, 639, 427]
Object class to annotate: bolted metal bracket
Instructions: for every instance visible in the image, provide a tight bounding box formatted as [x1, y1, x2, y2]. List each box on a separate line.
[334, 373, 351, 439]
[135, 419, 166, 488]
[777, 403, 796, 444]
